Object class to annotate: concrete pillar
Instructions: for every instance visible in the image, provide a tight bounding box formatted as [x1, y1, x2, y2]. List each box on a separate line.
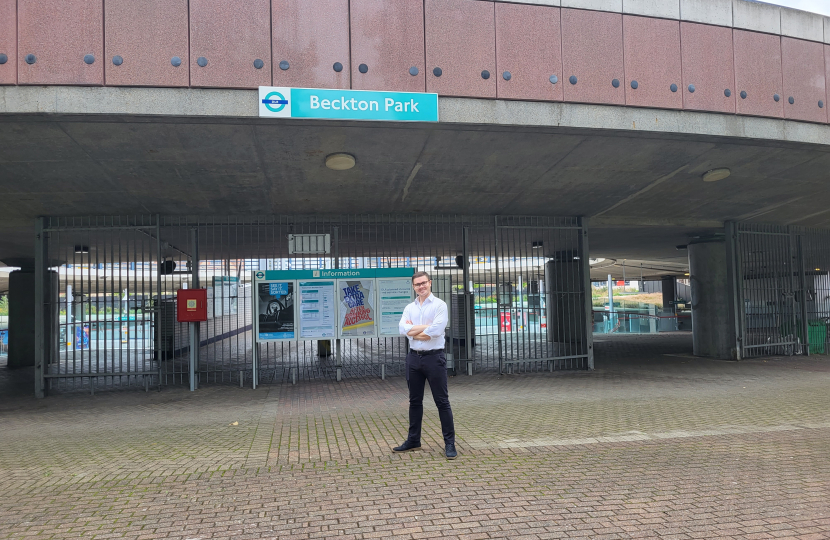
[545, 259, 586, 356]
[8, 269, 35, 368]
[688, 240, 737, 359]
[661, 276, 676, 313]
[7, 266, 57, 369]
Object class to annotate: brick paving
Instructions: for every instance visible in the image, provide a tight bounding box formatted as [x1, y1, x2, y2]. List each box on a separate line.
[1, 333, 829, 539]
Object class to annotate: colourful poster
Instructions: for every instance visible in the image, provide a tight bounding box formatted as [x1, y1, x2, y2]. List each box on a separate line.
[338, 279, 376, 337]
[75, 325, 90, 350]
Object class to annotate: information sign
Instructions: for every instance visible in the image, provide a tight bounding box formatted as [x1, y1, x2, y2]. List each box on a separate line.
[256, 281, 296, 340]
[252, 268, 414, 342]
[213, 276, 239, 316]
[378, 278, 414, 336]
[298, 280, 337, 339]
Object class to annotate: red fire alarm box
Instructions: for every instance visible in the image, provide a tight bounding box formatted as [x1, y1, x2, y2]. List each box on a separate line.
[177, 289, 208, 322]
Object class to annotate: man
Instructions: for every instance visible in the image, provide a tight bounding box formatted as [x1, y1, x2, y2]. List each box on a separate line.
[393, 270, 457, 459]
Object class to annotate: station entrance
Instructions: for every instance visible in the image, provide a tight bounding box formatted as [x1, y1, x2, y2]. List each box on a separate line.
[32, 214, 591, 395]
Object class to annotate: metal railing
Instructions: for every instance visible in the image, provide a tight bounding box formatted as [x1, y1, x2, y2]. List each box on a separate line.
[34, 214, 592, 395]
[734, 222, 830, 358]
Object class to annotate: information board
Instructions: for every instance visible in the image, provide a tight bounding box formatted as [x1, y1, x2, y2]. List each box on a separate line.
[252, 268, 413, 342]
[298, 280, 337, 339]
[213, 276, 239, 316]
[378, 278, 414, 337]
[338, 279, 376, 337]
[256, 281, 296, 340]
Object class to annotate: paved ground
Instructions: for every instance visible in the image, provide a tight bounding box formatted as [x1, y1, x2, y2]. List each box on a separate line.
[1, 333, 829, 539]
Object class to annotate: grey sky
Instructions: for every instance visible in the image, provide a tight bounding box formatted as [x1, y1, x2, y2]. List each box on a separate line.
[769, 0, 830, 16]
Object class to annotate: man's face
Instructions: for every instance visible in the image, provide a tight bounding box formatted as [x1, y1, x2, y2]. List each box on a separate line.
[412, 276, 432, 299]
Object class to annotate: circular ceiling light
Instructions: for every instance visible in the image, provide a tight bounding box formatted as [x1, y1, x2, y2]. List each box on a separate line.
[702, 168, 731, 182]
[325, 153, 356, 170]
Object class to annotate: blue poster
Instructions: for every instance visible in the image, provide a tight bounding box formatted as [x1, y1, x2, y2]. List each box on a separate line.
[258, 281, 295, 340]
[75, 326, 90, 350]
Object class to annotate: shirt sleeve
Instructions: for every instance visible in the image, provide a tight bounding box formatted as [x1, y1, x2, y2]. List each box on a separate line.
[422, 300, 448, 338]
[399, 304, 413, 335]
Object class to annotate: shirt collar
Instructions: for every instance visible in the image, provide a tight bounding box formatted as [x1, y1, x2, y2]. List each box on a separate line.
[417, 293, 435, 305]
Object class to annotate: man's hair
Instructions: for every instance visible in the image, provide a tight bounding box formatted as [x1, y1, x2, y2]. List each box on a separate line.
[411, 270, 431, 284]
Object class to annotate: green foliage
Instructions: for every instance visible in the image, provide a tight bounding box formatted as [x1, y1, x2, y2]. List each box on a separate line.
[0, 295, 7, 316]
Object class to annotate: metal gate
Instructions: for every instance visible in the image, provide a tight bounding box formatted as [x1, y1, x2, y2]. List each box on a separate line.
[34, 214, 592, 396]
[734, 222, 830, 358]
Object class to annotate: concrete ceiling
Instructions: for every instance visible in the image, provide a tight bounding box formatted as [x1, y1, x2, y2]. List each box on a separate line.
[1, 113, 829, 275]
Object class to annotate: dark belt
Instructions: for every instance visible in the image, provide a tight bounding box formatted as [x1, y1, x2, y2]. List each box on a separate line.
[411, 349, 443, 356]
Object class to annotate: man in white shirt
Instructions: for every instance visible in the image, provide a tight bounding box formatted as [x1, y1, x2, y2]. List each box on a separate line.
[393, 271, 457, 459]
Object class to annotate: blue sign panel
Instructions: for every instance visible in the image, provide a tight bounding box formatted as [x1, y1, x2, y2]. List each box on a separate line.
[259, 87, 438, 123]
[269, 282, 290, 296]
[258, 268, 414, 281]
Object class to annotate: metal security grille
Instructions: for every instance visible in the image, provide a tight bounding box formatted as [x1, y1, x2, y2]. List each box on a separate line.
[734, 222, 830, 358]
[34, 214, 591, 396]
[735, 223, 800, 357]
[798, 227, 830, 355]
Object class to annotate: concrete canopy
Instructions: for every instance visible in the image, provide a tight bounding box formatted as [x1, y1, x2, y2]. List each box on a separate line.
[1, 88, 830, 281]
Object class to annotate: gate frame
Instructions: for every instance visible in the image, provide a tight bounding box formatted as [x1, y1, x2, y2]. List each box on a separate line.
[730, 221, 818, 359]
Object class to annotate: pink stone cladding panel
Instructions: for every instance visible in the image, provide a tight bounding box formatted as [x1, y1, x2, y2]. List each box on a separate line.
[17, 0, 103, 85]
[495, 3, 562, 102]
[350, 0, 424, 92]
[190, 0, 271, 89]
[273, 0, 350, 90]
[0, 0, 16, 84]
[105, 0, 189, 87]
[733, 30, 783, 118]
[781, 37, 827, 124]
[561, 9, 624, 105]
[827, 45, 830, 124]
[680, 22, 735, 114]
[623, 15, 681, 109]
[425, 0, 496, 98]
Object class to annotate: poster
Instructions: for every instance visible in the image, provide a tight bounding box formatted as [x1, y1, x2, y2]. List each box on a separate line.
[75, 325, 90, 350]
[298, 280, 337, 339]
[257, 281, 295, 340]
[378, 278, 413, 336]
[213, 276, 239, 316]
[338, 279, 376, 337]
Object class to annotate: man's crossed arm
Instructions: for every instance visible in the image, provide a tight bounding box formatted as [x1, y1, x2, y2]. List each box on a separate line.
[405, 322, 431, 341]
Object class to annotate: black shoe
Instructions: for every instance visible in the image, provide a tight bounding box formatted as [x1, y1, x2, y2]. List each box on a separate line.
[445, 443, 458, 460]
[392, 440, 421, 452]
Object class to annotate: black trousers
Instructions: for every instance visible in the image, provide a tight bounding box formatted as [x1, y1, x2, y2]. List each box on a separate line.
[406, 350, 455, 445]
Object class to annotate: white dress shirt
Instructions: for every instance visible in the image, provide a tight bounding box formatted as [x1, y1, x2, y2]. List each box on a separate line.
[398, 293, 448, 351]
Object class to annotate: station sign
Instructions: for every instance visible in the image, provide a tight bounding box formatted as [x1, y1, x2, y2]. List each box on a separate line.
[259, 87, 439, 122]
